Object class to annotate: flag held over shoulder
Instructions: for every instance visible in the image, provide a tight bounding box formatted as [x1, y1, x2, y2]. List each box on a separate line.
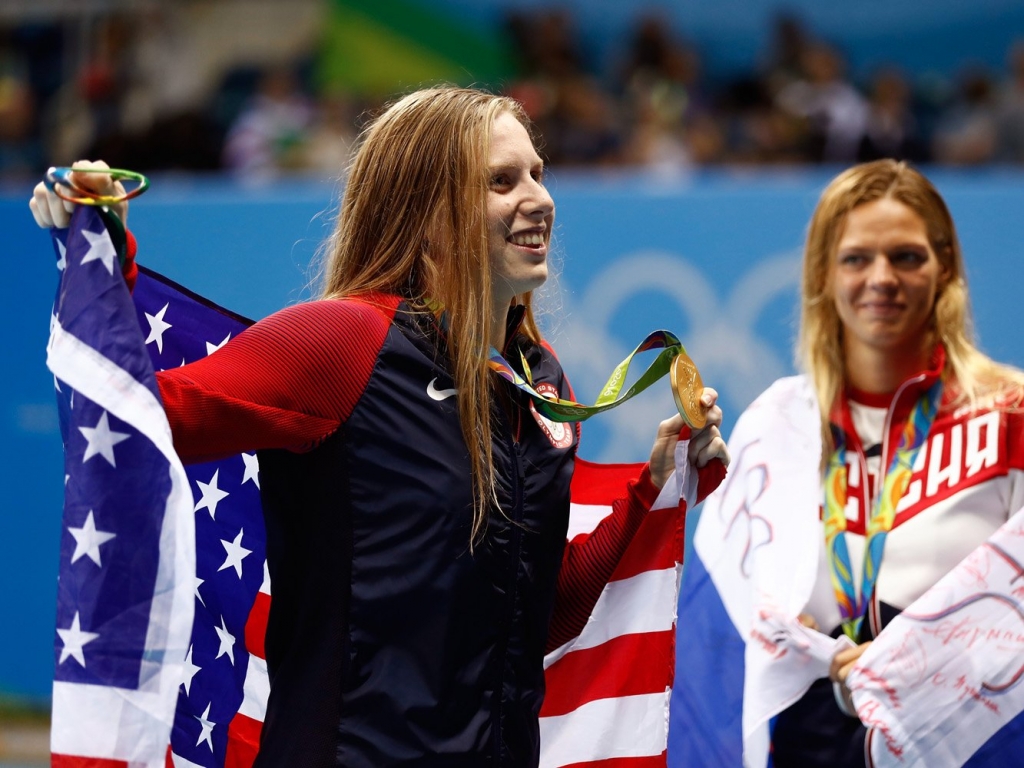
[47, 205, 196, 767]
[44, 208, 694, 768]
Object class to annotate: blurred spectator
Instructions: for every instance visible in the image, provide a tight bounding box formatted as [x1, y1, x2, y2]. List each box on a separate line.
[543, 75, 624, 166]
[716, 77, 805, 164]
[0, 65, 41, 179]
[622, 79, 693, 172]
[619, 13, 725, 171]
[222, 65, 314, 178]
[995, 40, 1024, 162]
[775, 42, 869, 162]
[858, 67, 928, 162]
[504, 8, 623, 166]
[760, 13, 814, 94]
[507, 8, 589, 80]
[117, 7, 221, 171]
[299, 91, 359, 178]
[80, 14, 132, 153]
[5, 5, 1024, 179]
[619, 12, 702, 97]
[931, 66, 998, 165]
[38, 14, 131, 169]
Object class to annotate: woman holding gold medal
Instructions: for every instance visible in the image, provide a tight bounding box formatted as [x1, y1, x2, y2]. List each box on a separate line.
[714, 160, 1024, 766]
[31, 87, 728, 767]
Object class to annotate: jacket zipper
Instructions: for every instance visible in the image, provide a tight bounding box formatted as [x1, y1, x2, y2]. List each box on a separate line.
[492, 401, 528, 765]
[864, 373, 926, 638]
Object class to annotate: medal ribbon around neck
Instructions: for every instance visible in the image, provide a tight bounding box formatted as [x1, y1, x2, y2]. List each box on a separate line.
[487, 329, 706, 426]
[423, 300, 708, 427]
[823, 379, 943, 641]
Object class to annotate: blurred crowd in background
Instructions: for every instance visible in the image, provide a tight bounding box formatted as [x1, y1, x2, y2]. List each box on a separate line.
[3, 1, 1024, 183]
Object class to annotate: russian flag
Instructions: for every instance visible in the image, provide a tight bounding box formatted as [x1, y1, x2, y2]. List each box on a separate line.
[847, 501, 1024, 767]
[668, 377, 852, 767]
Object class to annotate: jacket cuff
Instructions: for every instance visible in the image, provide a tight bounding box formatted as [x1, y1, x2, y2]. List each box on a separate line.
[695, 457, 727, 503]
[633, 464, 661, 509]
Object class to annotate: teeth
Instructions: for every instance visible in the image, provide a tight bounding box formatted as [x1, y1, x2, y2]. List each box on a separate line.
[510, 233, 544, 246]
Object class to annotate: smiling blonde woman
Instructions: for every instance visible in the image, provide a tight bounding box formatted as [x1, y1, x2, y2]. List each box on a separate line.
[736, 159, 1024, 766]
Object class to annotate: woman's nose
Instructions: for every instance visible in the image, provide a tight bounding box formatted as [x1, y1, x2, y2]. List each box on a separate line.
[526, 179, 554, 218]
[866, 255, 898, 287]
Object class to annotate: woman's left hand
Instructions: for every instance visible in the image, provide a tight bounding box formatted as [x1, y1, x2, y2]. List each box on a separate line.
[29, 160, 128, 229]
[830, 641, 872, 715]
[649, 387, 728, 489]
[830, 641, 872, 684]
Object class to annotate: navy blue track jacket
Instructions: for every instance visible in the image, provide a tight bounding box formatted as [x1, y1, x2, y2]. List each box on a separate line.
[156, 293, 658, 766]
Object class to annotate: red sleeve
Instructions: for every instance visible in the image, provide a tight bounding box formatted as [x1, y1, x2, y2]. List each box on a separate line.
[547, 465, 660, 652]
[122, 229, 138, 292]
[696, 457, 727, 503]
[157, 296, 397, 463]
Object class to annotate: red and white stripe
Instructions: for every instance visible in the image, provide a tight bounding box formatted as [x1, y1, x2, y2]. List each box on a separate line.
[224, 560, 270, 768]
[538, 458, 689, 768]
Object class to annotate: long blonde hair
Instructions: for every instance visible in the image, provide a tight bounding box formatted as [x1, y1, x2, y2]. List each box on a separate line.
[798, 159, 1024, 460]
[320, 86, 543, 542]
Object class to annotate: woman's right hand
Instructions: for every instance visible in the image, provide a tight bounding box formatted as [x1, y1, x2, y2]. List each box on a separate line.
[29, 160, 129, 229]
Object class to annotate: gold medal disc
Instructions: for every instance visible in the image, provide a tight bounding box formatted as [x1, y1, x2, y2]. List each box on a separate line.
[670, 351, 707, 429]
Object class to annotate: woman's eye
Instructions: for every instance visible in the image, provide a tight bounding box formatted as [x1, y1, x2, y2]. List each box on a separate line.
[838, 253, 865, 267]
[491, 174, 511, 187]
[892, 250, 926, 266]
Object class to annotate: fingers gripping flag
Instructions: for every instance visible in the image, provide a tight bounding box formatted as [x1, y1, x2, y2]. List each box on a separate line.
[47, 206, 196, 766]
[46, 208, 689, 767]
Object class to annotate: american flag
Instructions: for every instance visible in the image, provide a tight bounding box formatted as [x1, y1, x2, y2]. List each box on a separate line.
[45, 207, 689, 767]
[46, 205, 196, 767]
[542, 458, 691, 767]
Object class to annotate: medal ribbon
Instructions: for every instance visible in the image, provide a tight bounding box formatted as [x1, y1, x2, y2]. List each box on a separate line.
[487, 329, 687, 423]
[823, 380, 943, 641]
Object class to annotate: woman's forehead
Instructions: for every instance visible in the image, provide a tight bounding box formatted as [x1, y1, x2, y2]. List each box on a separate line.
[488, 113, 541, 164]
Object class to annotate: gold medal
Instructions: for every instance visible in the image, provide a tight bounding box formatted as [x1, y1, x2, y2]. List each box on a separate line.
[670, 351, 707, 429]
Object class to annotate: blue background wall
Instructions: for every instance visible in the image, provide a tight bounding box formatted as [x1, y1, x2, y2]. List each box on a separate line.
[3, 168, 1024, 699]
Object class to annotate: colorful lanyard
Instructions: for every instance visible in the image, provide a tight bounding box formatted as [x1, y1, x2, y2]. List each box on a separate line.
[822, 379, 943, 641]
[43, 166, 147, 265]
[487, 329, 701, 424]
[45, 166, 149, 206]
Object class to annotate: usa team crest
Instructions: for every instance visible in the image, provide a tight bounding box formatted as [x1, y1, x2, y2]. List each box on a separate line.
[530, 381, 574, 449]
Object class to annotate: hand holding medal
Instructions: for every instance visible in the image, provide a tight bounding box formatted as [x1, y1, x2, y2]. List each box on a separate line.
[669, 348, 708, 430]
[487, 331, 725, 486]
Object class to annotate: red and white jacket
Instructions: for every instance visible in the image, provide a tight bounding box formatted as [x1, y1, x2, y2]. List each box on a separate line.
[803, 347, 1024, 636]
[772, 347, 1024, 768]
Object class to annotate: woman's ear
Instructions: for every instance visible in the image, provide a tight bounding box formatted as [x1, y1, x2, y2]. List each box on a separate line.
[937, 246, 954, 290]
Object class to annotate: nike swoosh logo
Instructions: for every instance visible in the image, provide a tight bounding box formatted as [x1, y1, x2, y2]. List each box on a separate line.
[426, 377, 458, 401]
